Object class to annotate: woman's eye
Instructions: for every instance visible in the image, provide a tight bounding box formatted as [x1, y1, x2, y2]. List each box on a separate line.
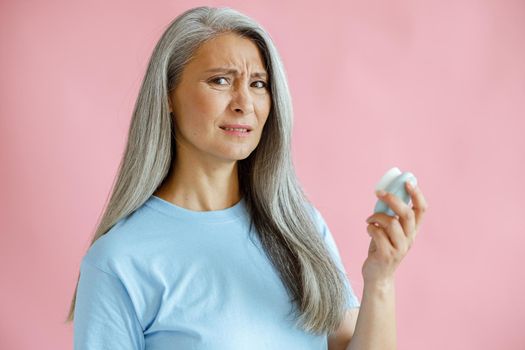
[211, 77, 229, 85]
[252, 81, 268, 89]
[210, 77, 267, 89]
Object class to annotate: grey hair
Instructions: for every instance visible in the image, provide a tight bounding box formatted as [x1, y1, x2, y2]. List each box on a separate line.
[65, 5, 349, 336]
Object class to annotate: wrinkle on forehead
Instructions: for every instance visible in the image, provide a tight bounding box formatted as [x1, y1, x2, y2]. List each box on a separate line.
[190, 33, 267, 76]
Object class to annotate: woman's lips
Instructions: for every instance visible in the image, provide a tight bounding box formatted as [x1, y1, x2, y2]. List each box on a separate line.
[219, 124, 253, 131]
[219, 126, 252, 137]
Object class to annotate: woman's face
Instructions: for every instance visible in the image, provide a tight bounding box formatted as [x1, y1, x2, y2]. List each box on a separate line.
[169, 32, 271, 165]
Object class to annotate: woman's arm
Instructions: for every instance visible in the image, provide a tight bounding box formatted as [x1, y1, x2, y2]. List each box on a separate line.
[74, 259, 145, 349]
[345, 279, 396, 350]
[327, 280, 395, 350]
[343, 181, 427, 350]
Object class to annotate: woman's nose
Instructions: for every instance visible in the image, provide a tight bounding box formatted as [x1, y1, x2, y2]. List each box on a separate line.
[230, 82, 254, 114]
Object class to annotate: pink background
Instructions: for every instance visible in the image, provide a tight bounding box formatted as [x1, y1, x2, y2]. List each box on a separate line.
[1, 0, 524, 349]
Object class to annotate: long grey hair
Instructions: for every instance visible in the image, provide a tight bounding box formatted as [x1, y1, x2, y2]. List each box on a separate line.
[65, 5, 350, 335]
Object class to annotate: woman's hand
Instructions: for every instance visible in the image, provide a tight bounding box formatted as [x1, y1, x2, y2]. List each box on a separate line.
[362, 181, 428, 284]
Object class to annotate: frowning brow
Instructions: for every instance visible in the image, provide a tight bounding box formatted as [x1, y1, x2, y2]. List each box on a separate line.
[204, 67, 268, 79]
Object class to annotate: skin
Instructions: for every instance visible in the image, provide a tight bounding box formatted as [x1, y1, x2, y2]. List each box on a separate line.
[330, 181, 428, 350]
[154, 31, 429, 350]
[154, 32, 271, 210]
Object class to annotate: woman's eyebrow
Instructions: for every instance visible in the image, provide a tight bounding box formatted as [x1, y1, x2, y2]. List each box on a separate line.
[204, 67, 268, 79]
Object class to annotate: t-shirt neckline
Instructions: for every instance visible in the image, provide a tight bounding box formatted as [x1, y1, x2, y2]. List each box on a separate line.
[145, 195, 246, 223]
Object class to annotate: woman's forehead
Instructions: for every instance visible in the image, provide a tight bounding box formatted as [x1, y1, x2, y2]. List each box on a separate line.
[189, 34, 267, 73]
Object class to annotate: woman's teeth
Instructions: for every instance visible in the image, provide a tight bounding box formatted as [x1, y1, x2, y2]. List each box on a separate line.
[223, 127, 248, 132]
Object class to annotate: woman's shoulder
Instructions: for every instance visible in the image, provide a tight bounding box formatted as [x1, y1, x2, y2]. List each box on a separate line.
[80, 220, 129, 275]
[80, 203, 155, 276]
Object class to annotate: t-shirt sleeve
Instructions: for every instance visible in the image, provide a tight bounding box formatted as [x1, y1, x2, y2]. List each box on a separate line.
[74, 259, 145, 350]
[310, 205, 361, 309]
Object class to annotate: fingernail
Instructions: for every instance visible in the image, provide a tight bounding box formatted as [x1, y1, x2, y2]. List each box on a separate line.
[376, 190, 387, 197]
[406, 182, 413, 190]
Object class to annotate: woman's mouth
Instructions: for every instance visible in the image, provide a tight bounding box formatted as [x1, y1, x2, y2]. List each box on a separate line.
[219, 126, 252, 137]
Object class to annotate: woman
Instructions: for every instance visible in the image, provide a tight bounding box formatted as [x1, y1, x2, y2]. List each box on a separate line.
[66, 6, 427, 350]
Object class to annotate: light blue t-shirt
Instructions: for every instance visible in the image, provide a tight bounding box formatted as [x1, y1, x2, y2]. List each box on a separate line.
[74, 195, 360, 349]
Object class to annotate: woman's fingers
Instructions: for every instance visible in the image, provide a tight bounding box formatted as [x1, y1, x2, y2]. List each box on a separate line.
[406, 182, 428, 232]
[367, 214, 406, 251]
[367, 224, 392, 254]
[365, 181, 428, 258]
[375, 189, 415, 238]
